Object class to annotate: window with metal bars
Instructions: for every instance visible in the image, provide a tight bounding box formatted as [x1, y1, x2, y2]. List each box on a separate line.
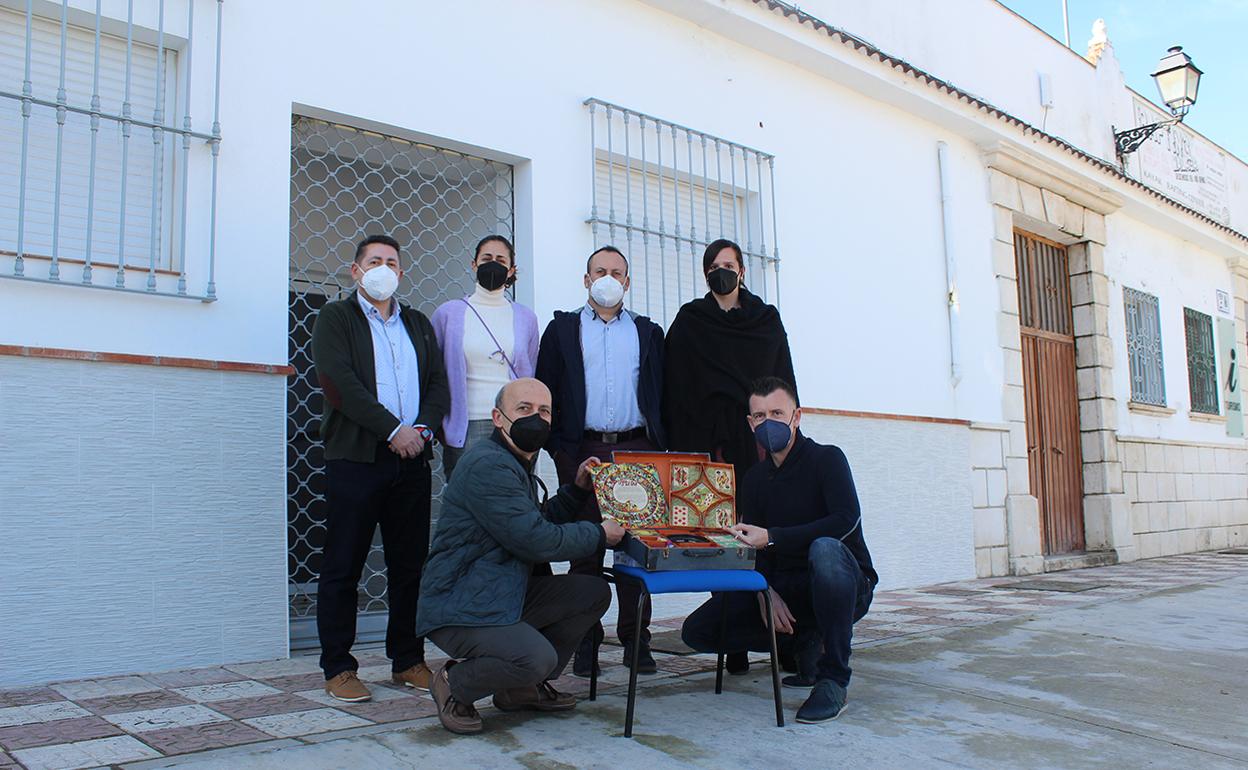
[0, 1, 223, 301]
[1123, 287, 1166, 406]
[1183, 307, 1219, 414]
[585, 98, 779, 327]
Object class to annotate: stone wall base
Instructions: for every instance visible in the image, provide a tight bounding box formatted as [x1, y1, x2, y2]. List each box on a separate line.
[1121, 437, 1248, 558]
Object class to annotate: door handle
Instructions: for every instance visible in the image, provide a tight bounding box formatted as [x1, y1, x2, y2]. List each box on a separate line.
[681, 548, 726, 558]
[1051, 446, 1063, 455]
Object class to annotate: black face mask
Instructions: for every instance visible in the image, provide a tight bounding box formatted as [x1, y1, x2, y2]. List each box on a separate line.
[501, 412, 550, 453]
[476, 260, 510, 291]
[707, 267, 739, 296]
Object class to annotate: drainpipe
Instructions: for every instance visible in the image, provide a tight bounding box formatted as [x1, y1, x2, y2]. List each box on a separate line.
[936, 141, 962, 387]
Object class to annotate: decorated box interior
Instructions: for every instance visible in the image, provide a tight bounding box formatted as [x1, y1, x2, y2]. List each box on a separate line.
[589, 454, 745, 561]
[590, 455, 754, 571]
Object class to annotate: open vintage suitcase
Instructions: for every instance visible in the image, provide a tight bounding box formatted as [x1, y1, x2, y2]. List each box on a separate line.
[588, 451, 757, 571]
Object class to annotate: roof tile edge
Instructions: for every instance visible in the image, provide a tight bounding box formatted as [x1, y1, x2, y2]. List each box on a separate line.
[751, 0, 1248, 246]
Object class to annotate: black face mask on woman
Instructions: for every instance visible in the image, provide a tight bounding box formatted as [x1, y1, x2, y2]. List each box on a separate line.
[476, 260, 510, 291]
[707, 267, 739, 296]
[500, 412, 550, 453]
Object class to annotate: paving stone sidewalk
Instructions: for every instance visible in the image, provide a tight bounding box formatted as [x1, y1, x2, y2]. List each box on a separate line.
[1, 551, 1244, 770]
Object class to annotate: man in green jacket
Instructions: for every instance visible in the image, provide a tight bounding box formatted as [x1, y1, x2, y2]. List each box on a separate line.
[417, 378, 625, 735]
[310, 234, 451, 703]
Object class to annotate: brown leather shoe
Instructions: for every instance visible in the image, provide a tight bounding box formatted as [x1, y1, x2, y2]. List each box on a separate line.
[391, 662, 432, 691]
[431, 661, 483, 735]
[324, 671, 371, 702]
[492, 681, 577, 713]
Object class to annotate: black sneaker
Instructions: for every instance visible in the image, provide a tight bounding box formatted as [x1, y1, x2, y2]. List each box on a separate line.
[795, 679, 847, 724]
[572, 632, 601, 678]
[778, 651, 798, 673]
[782, 671, 818, 688]
[782, 631, 821, 689]
[725, 651, 749, 675]
[622, 642, 658, 674]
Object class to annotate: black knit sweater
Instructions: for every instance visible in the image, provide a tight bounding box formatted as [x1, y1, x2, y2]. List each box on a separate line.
[741, 433, 877, 587]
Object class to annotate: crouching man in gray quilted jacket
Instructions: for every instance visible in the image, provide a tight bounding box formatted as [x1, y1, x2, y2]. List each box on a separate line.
[416, 378, 626, 735]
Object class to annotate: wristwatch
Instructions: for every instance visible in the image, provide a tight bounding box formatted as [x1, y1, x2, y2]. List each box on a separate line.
[414, 424, 434, 443]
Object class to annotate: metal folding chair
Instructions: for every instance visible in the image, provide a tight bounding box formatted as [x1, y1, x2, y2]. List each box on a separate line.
[589, 565, 785, 737]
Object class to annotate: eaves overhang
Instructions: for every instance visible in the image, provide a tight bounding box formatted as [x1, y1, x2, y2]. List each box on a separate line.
[745, 0, 1248, 256]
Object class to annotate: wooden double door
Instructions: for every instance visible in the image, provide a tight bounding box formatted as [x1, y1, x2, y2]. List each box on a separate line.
[1014, 231, 1085, 555]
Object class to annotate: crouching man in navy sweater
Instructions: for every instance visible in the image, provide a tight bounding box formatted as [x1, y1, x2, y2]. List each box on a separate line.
[681, 376, 877, 724]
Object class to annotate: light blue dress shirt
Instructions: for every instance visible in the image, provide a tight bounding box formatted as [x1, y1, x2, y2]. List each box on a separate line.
[358, 292, 422, 440]
[580, 304, 645, 432]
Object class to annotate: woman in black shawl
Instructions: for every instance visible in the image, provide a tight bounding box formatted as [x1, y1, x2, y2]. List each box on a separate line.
[663, 238, 796, 482]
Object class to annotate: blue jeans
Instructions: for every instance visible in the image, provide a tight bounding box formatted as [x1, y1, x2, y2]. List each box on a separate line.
[681, 537, 872, 687]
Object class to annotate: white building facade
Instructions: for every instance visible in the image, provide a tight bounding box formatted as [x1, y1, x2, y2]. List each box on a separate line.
[1, 0, 1244, 686]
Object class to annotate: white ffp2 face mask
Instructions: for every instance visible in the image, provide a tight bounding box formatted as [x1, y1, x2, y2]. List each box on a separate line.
[360, 265, 399, 302]
[589, 275, 625, 308]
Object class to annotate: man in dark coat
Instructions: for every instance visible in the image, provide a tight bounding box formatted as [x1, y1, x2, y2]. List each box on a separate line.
[310, 234, 450, 702]
[535, 245, 666, 675]
[416, 378, 625, 735]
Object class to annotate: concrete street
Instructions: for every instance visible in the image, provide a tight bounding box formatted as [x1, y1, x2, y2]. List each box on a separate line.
[124, 562, 1248, 769]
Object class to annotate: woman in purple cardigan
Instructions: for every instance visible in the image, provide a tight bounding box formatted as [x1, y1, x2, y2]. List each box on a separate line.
[431, 235, 540, 479]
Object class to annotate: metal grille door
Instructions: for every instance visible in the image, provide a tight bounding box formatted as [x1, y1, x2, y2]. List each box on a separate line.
[287, 115, 514, 649]
[1014, 231, 1085, 556]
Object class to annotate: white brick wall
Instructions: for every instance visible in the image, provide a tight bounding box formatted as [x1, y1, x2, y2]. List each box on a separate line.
[1120, 436, 1248, 559]
[0, 356, 289, 686]
[800, 412, 975, 590]
[968, 424, 1010, 577]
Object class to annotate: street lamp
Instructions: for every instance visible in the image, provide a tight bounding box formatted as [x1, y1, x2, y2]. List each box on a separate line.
[1113, 46, 1203, 162]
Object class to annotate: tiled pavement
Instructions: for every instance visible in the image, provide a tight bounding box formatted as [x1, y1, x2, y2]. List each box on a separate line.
[0, 552, 1244, 769]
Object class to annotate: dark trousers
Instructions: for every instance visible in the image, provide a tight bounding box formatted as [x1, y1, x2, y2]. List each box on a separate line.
[429, 574, 612, 703]
[318, 448, 432, 680]
[681, 537, 872, 687]
[554, 436, 654, 645]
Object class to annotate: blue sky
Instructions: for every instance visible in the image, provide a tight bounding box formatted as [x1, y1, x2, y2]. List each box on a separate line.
[999, 0, 1248, 160]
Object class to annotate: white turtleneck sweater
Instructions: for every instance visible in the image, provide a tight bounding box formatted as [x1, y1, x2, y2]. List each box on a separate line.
[463, 284, 515, 419]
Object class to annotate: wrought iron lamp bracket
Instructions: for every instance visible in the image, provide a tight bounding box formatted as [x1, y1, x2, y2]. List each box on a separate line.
[1113, 118, 1180, 162]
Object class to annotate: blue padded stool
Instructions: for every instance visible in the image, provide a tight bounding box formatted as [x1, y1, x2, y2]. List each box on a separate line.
[590, 565, 784, 737]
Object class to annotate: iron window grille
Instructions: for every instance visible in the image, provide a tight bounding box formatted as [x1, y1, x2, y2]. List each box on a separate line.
[1123, 287, 1166, 406]
[1183, 307, 1219, 414]
[585, 98, 779, 326]
[1, 0, 223, 301]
